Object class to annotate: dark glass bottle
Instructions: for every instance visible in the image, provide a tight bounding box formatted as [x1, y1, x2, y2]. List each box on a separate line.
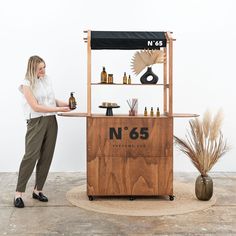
[128, 75, 131, 84]
[69, 92, 76, 110]
[144, 107, 148, 116]
[123, 72, 127, 84]
[101, 67, 107, 83]
[108, 74, 113, 84]
[150, 107, 154, 116]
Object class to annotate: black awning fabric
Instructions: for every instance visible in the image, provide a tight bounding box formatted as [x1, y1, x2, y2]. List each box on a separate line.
[91, 31, 166, 50]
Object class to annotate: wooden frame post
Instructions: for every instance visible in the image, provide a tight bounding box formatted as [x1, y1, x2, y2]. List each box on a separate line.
[87, 30, 92, 116]
[165, 31, 174, 116]
[163, 47, 167, 115]
[168, 36, 173, 116]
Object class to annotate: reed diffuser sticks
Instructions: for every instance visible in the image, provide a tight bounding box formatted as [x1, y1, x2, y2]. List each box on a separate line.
[126, 98, 138, 116]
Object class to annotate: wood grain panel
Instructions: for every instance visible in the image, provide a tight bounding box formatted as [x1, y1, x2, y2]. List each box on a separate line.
[87, 117, 173, 196]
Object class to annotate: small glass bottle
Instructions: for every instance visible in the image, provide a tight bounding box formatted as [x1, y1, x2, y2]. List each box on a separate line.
[150, 107, 154, 116]
[108, 74, 113, 84]
[101, 66, 107, 83]
[144, 107, 148, 116]
[123, 72, 127, 84]
[128, 75, 131, 84]
[156, 107, 160, 116]
[69, 92, 76, 110]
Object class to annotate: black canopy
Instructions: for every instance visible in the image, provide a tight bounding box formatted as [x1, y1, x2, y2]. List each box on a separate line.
[91, 31, 166, 50]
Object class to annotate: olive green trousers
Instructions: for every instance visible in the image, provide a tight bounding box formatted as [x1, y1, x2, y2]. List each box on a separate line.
[16, 115, 58, 192]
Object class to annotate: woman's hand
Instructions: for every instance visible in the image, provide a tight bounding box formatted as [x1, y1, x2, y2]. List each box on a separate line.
[57, 107, 71, 112]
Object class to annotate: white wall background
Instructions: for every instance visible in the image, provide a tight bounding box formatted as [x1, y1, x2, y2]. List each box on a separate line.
[0, 0, 235, 172]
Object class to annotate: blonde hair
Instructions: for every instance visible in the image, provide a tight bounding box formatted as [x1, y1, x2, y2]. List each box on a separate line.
[25, 55, 45, 88]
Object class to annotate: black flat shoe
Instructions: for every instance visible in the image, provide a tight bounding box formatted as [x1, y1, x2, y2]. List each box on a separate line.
[14, 197, 24, 208]
[32, 192, 48, 202]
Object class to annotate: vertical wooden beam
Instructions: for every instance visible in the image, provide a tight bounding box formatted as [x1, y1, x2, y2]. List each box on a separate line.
[167, 32, 173, 116]
[87, 30, 91, 116]
[163, 47, 167, 115]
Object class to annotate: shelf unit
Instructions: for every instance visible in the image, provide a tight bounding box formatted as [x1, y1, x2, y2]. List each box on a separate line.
[86, 31, 174, 117]
[57, 30, 198, 200]
[82, 30, 179, 201]
[59, 30, 198, 200]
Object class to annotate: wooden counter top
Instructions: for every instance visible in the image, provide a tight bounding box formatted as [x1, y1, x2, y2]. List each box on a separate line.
[57, 112, 88, 117]
[58, 112, 199, 118]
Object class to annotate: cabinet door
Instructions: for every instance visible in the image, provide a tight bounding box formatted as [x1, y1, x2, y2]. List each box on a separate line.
[87, 117, 173, 196]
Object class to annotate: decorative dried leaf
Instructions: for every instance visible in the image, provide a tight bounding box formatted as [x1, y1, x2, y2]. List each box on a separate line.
[131, 50, 165, 75]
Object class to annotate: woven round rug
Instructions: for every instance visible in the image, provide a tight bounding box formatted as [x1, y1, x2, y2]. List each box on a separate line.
[66, 182, 216, 216]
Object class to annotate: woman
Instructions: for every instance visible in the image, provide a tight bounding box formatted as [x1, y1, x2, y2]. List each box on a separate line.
[14, 55, 71, 208]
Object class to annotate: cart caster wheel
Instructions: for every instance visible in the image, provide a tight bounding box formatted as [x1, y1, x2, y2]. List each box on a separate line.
[88, 196, 94, 201]
[129, 197, 135, 201]
[169, 195, 175, 201]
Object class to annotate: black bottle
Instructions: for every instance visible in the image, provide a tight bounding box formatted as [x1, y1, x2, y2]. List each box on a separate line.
[69, 92, 76, 110]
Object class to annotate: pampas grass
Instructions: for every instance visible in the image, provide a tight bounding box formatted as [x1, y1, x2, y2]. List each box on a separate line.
[174, 110, 229, 176]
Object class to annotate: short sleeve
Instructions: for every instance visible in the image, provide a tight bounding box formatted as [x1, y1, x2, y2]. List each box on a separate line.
[18, 79, 30, 93]
[45, 75, 52, 86]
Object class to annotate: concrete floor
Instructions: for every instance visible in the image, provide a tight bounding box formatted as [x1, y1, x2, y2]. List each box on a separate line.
[0, 172, 235, 236]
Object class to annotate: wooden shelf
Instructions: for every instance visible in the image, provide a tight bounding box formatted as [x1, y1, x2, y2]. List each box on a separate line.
[58, 113, 199, 118]
[91, 114, 169, 118]
[91, 83, 167, 86]
[172, 113, 199, 118]
[58, 113, 168, 118]
[58, 112, 88, 117]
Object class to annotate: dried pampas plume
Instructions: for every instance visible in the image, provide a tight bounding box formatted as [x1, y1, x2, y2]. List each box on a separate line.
[131, 50, 165, 75]
[203, 109, 211, 137]
[210, 109, 224, 141]
[174, 109, 229, 176]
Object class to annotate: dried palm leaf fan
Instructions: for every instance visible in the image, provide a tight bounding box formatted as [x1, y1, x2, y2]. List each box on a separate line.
[131, 50, 165, 75]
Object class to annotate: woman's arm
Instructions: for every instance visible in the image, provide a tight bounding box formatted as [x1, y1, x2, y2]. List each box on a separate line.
[56, 99, 69, 107]
[23, 86, 70, 113]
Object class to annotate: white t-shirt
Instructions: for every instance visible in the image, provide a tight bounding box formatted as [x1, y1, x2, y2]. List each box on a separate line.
[19, 76, 57, 120]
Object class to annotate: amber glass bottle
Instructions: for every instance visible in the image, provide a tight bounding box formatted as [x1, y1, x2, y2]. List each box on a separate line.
[101, 67, 107, 83]
[156, 107, 160, 116]
[108, 74, 113, 84]
[123, 72, 127, 84]
[144, 107, 148, 116]
[69, 92, 76, 110]
[150, 107, 154, 116]
[128, 75, 131, 84]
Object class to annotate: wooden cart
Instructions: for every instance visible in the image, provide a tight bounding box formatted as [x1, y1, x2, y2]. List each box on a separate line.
[60, 30, 198, 200]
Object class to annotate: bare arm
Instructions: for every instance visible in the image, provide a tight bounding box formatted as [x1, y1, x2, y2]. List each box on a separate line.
[56, 99, 69, 107]
[23, 86, 70, 113]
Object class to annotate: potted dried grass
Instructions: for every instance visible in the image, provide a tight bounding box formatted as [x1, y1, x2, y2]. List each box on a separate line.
[174, 110, 229, 200]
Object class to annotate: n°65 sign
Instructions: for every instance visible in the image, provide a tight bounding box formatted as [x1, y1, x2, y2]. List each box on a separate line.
[109, 127, 149, 140]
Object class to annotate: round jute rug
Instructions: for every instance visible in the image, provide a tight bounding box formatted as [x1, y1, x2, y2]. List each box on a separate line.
[66, 182, 216, 216]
